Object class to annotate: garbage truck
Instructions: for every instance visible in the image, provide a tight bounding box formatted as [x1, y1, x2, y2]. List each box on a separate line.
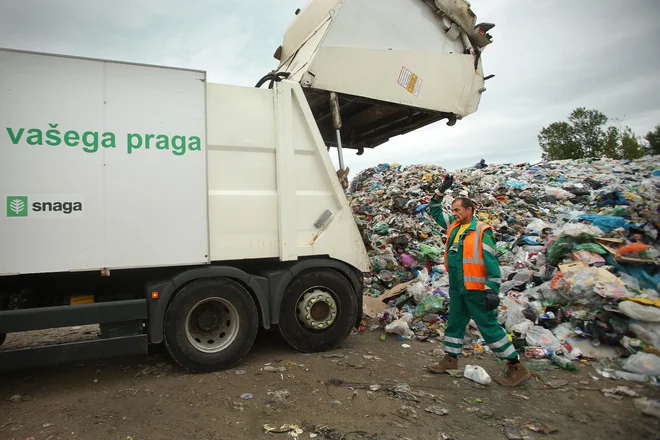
[0, 0, 494, 373]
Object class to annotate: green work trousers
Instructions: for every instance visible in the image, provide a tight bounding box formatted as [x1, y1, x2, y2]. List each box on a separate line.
[443, 292, 518, 360]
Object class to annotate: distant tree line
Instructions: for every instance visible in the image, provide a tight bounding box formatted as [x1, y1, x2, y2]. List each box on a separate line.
[538, 107, 660, 161]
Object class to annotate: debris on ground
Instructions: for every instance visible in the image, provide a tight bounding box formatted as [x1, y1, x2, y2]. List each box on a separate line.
[301, 421, 379, 440]
[349, 157, 660, 382]
[263, 423, 303, 438]
[425, 405, 449, 416]
[601, 386, 640, 398]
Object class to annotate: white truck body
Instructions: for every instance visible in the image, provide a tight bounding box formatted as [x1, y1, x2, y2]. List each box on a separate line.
[0, 49, 370, 276]
[0, 0, 494, 374]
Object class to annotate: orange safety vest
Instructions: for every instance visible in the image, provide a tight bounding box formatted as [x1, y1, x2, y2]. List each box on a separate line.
[444, 220, 493, 291]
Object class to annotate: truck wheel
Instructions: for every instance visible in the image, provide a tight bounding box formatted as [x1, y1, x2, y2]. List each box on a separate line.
[0, 333, 5, 346]
[163, 278, 258, 373]
[278, 269, 358, 353]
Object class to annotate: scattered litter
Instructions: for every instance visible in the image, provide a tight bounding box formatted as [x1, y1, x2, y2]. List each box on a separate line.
[602, 386, 640, 398]
[240, 393, 254, 400]
[264, 423, 304, 439]
[235, 370, 246, 375]
[8, 394, 22, 403]
[398, 405, 418, 419]
[463, 365, 491, 385]
[425, 405, 449, 416]
[264, 365, 288, 373]
[634, 398, 660, 419]
[401, 344, 411, 348]
[546, 379, 569, 389]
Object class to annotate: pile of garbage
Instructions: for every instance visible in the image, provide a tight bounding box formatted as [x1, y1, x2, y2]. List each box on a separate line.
[350, 156, 660, 379]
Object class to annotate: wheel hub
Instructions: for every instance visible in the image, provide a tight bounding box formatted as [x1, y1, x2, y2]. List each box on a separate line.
[185, 298, 240, 354]
[197, 310, 219, 331]
[298, 289, 337, 330]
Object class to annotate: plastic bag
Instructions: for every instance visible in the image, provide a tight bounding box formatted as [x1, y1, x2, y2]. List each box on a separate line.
[502, 297, 526, 333]
[464, 365, 492, 385]
[415, 294, 446, 315]
[552, 322, 576, 342]
[573, 242, 609, 254]
[525, 325, 562, 351]
[419, 244, 441, 261]
[619, 301, 660, 322]
[400, 313, 414, 325]
[538, 281, 562, 303]
[525, 218, 551, 234]
[594, 280, 631, 299]
[622, 352, 660, 376]
[544, 186, 574, 200]
[511, 319, 535, 337]
[629, 322, 660, 347]
[576, 215, 627, 232]
[399, 253, 415, 267]
[618, 242, 651, 256]
[374, 222, 390, 234]
[384, 320, 415, 340]
[557, 223, 603, 238]
[408, 282, 428, 305]
[555, 268, 598, 301]
[619, 272, 641, 291]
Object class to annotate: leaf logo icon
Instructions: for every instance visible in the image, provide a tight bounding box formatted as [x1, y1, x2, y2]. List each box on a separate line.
[11, 199, 24, 214]
[6, 196, 28, 217]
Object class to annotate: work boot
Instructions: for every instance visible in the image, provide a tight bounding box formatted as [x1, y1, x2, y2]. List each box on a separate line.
[495, 361, 531, 387]
[426, 355, 458, 374]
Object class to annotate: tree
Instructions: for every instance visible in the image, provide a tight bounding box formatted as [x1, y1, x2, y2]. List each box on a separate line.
[620, 127, 645, 160]
[646, 125, 660, 155]
[602, 126, 622, 160]
[538, 107, 610, 160]
[538, 107, 647, 161]
[538, 121, 581, 161]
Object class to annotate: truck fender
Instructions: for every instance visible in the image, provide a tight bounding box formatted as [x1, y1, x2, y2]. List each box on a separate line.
[147, 266, 270, 344]
[270, 258, 363, 329]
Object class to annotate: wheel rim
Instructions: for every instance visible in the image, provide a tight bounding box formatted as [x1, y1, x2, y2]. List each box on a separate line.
[296, 287, 338, 331]
[185, 297, 240, 353]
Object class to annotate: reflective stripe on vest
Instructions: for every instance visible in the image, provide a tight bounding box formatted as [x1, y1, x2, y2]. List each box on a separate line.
[444, 220, 493, 291]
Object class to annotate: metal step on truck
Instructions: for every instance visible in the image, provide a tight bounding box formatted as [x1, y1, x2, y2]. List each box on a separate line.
[0, 0, 494, 374]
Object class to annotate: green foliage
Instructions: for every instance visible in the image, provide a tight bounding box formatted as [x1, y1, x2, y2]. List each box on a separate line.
[646, 125, 660, 155]
[538, 107, 654, 161]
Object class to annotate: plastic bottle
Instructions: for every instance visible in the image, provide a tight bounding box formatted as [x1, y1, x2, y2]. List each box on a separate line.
[551, 352, 578, 371]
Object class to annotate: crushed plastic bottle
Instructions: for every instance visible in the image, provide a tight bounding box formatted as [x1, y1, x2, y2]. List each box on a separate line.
[551, 352, 578, 371]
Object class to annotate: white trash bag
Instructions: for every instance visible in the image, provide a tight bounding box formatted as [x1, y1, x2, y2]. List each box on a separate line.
[464, 364, 492, 385]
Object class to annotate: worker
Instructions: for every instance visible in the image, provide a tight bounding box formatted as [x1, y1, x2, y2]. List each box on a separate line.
[426, 174, 531, 387]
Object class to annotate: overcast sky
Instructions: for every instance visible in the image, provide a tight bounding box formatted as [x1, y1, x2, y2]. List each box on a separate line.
[1, 0, 659, 175]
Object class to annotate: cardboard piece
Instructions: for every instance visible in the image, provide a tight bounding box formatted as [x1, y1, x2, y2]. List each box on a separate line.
[363, 295, 389, 318]
[362, 280, 417, 318]
[559, 261, 589, 273]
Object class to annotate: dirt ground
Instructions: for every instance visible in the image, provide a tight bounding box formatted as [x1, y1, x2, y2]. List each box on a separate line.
[1, 329, 659, 440]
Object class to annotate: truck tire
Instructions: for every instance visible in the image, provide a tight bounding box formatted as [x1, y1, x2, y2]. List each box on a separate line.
[163, 278, 258, 373]
[0, 333, 5, 347]
[278, 269, 358, 353]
